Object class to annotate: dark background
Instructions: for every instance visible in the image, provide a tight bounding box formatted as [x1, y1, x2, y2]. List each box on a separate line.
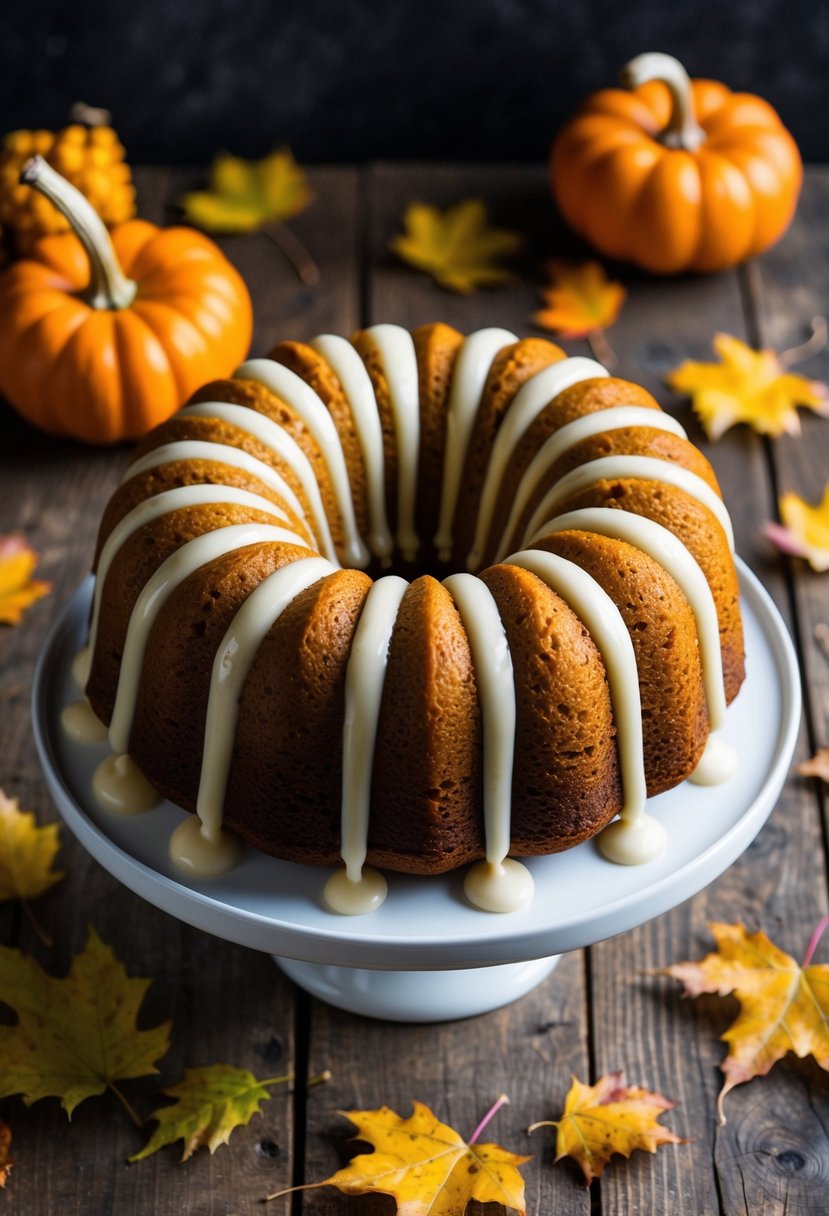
[2, 0, 827, 163]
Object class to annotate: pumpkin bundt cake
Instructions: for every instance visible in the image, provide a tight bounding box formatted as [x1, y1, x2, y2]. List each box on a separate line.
[68, 323, 745, 914]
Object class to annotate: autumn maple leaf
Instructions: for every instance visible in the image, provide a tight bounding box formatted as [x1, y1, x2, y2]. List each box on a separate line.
[765, 483, 829, 572]
[667, 333, 829, 439]
[533, 260, 626, 340]
[529, 1072, 683, 1185]
[0, 533, 50, 625]
[0, 1120, 12, 1188]
[0, 928, 171, 1118]
[797, 747, 829, 783]
[267, 1099, 529, 1212]
[391, 199, 522, 294]
[131, 1063, 292, 1162]
[659, 921, 829, 1122]
[180, 148, 312, 233]
[0, 788, 63, 903]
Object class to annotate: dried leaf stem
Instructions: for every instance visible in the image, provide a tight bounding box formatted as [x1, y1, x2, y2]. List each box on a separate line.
[264, 221, 320, 287]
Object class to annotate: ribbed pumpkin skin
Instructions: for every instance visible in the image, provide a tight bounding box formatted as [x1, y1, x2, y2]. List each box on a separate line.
[0, 219, 253, 444]
[552, 78, 803, 274]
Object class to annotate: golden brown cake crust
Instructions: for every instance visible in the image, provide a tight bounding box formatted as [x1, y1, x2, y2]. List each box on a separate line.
[481, 563, 621, 852]
[412, 322, 464, 568]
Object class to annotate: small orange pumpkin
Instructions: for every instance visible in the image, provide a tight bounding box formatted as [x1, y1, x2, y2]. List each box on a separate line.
[0, 156, 253, 443]
[551, 52, 802, 274]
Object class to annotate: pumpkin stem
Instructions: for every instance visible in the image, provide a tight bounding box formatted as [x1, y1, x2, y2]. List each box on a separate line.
[620, 52, 706, 152]
[20, 155, 137, 310]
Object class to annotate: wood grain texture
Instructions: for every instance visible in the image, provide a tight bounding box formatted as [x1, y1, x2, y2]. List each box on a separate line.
[1, 162, 829, 1215]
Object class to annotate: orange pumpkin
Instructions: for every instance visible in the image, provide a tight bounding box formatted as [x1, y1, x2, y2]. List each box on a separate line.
[551, 52, 803, 274]
[0, 156, 253, 443]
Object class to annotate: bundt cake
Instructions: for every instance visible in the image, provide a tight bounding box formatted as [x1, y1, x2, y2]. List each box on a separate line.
[65, 322, 745, 914]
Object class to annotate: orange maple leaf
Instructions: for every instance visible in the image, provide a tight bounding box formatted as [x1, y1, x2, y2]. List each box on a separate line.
[659, 921, 829, 1122]
[533, 260, 626, 339]
[797, 747, 829, 783]
[667, 333, 829, 439]
[0, 1119, 12, 1188]
[765, 483, 829, 572]
[529, 1072, 683, 1185]
[0, 533, 51, 625]
[266, 1099, 529, 1212]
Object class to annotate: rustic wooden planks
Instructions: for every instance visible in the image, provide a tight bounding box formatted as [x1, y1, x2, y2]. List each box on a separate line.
[1, 162, 828, 1214]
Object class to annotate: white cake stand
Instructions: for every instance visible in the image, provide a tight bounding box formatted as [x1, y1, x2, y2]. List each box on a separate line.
[33, 564, 800, 1022]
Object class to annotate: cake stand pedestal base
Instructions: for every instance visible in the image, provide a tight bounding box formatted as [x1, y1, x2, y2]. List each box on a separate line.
[275, 955, 561, 1021]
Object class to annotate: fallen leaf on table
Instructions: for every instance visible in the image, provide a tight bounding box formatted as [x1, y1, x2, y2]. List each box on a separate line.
[0, 927, 171, 1118]
[659, 921, 829, 1122]
[667, 333, 829, 439]
[0, 788, 63, 903]
[180, 148, 312, 233]
[131, 1063, 292, 1162]
[0, 533, 50, 626]
[533, 260, 626, 340]
[529, 1072, 683, 1185]
[266, 1099, 529, 1212]
[0, 1120, 12, 1187]
[765, 484, 829, 572]
[797, 747, 829, 783]
[390, 199, 521, 294]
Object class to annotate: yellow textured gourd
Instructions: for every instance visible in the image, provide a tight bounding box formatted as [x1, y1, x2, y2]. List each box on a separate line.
[0, 120, 135, 252]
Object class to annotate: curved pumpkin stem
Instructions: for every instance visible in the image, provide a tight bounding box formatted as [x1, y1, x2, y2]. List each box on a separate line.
[20, 155, 137, 310]
[620, 52, 706, 152]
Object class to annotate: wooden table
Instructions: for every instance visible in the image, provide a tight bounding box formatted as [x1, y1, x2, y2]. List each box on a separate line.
[2, 164, 828, 1214]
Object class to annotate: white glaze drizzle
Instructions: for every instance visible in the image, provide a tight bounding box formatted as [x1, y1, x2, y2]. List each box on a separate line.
[689, 735, 739, 785]
[442, 573, 516, 865]
[72, 645, 91, 691]
[92, 753, 160, 815]
[467, 357, 608, 570]
[86, 483, 312, 687]
[494, 406, 688, 562]
[521, 454, 735, 552]
[168, 814, 244, 877]
[360, 324, 421, 561]
[236, 358, 370, 567]
[124, 441, 313, 540]
[61, 698, 108, 744]
[108, 523, 310, 754]
[337, 575, 408, 885]
[175, 402, 315, 528]
[530, 508, 726, 730]
[196, 556, 335, 842]
[504, 548, 665, 864]
[323, 865, 388, 915]
[310, 333, 394, 561]
[434, 327, 517, 562]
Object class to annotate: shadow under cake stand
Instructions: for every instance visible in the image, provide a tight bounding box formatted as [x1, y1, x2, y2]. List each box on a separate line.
[33, 563, 800, 1022]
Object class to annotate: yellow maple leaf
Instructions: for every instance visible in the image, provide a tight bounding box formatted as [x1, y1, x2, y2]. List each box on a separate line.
[0, 533, 50, 626]
[268, 1100, 529, 1212]
[530, 1072, 683, 1185]
[667, 333, 829, 439]
[0, 1119, 12, 1188]
[0, 788, 63, 902]
[533, 260, 626, 339]
[660, 921, 829, 1122]
[180, 147, 312, 233]
[0, 927, 171, 1117]
[391, 199, 522, 294]
[765, 483, 829, 572]
[797, 746, 829, 782]
[130, 1063, 291, 1162]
